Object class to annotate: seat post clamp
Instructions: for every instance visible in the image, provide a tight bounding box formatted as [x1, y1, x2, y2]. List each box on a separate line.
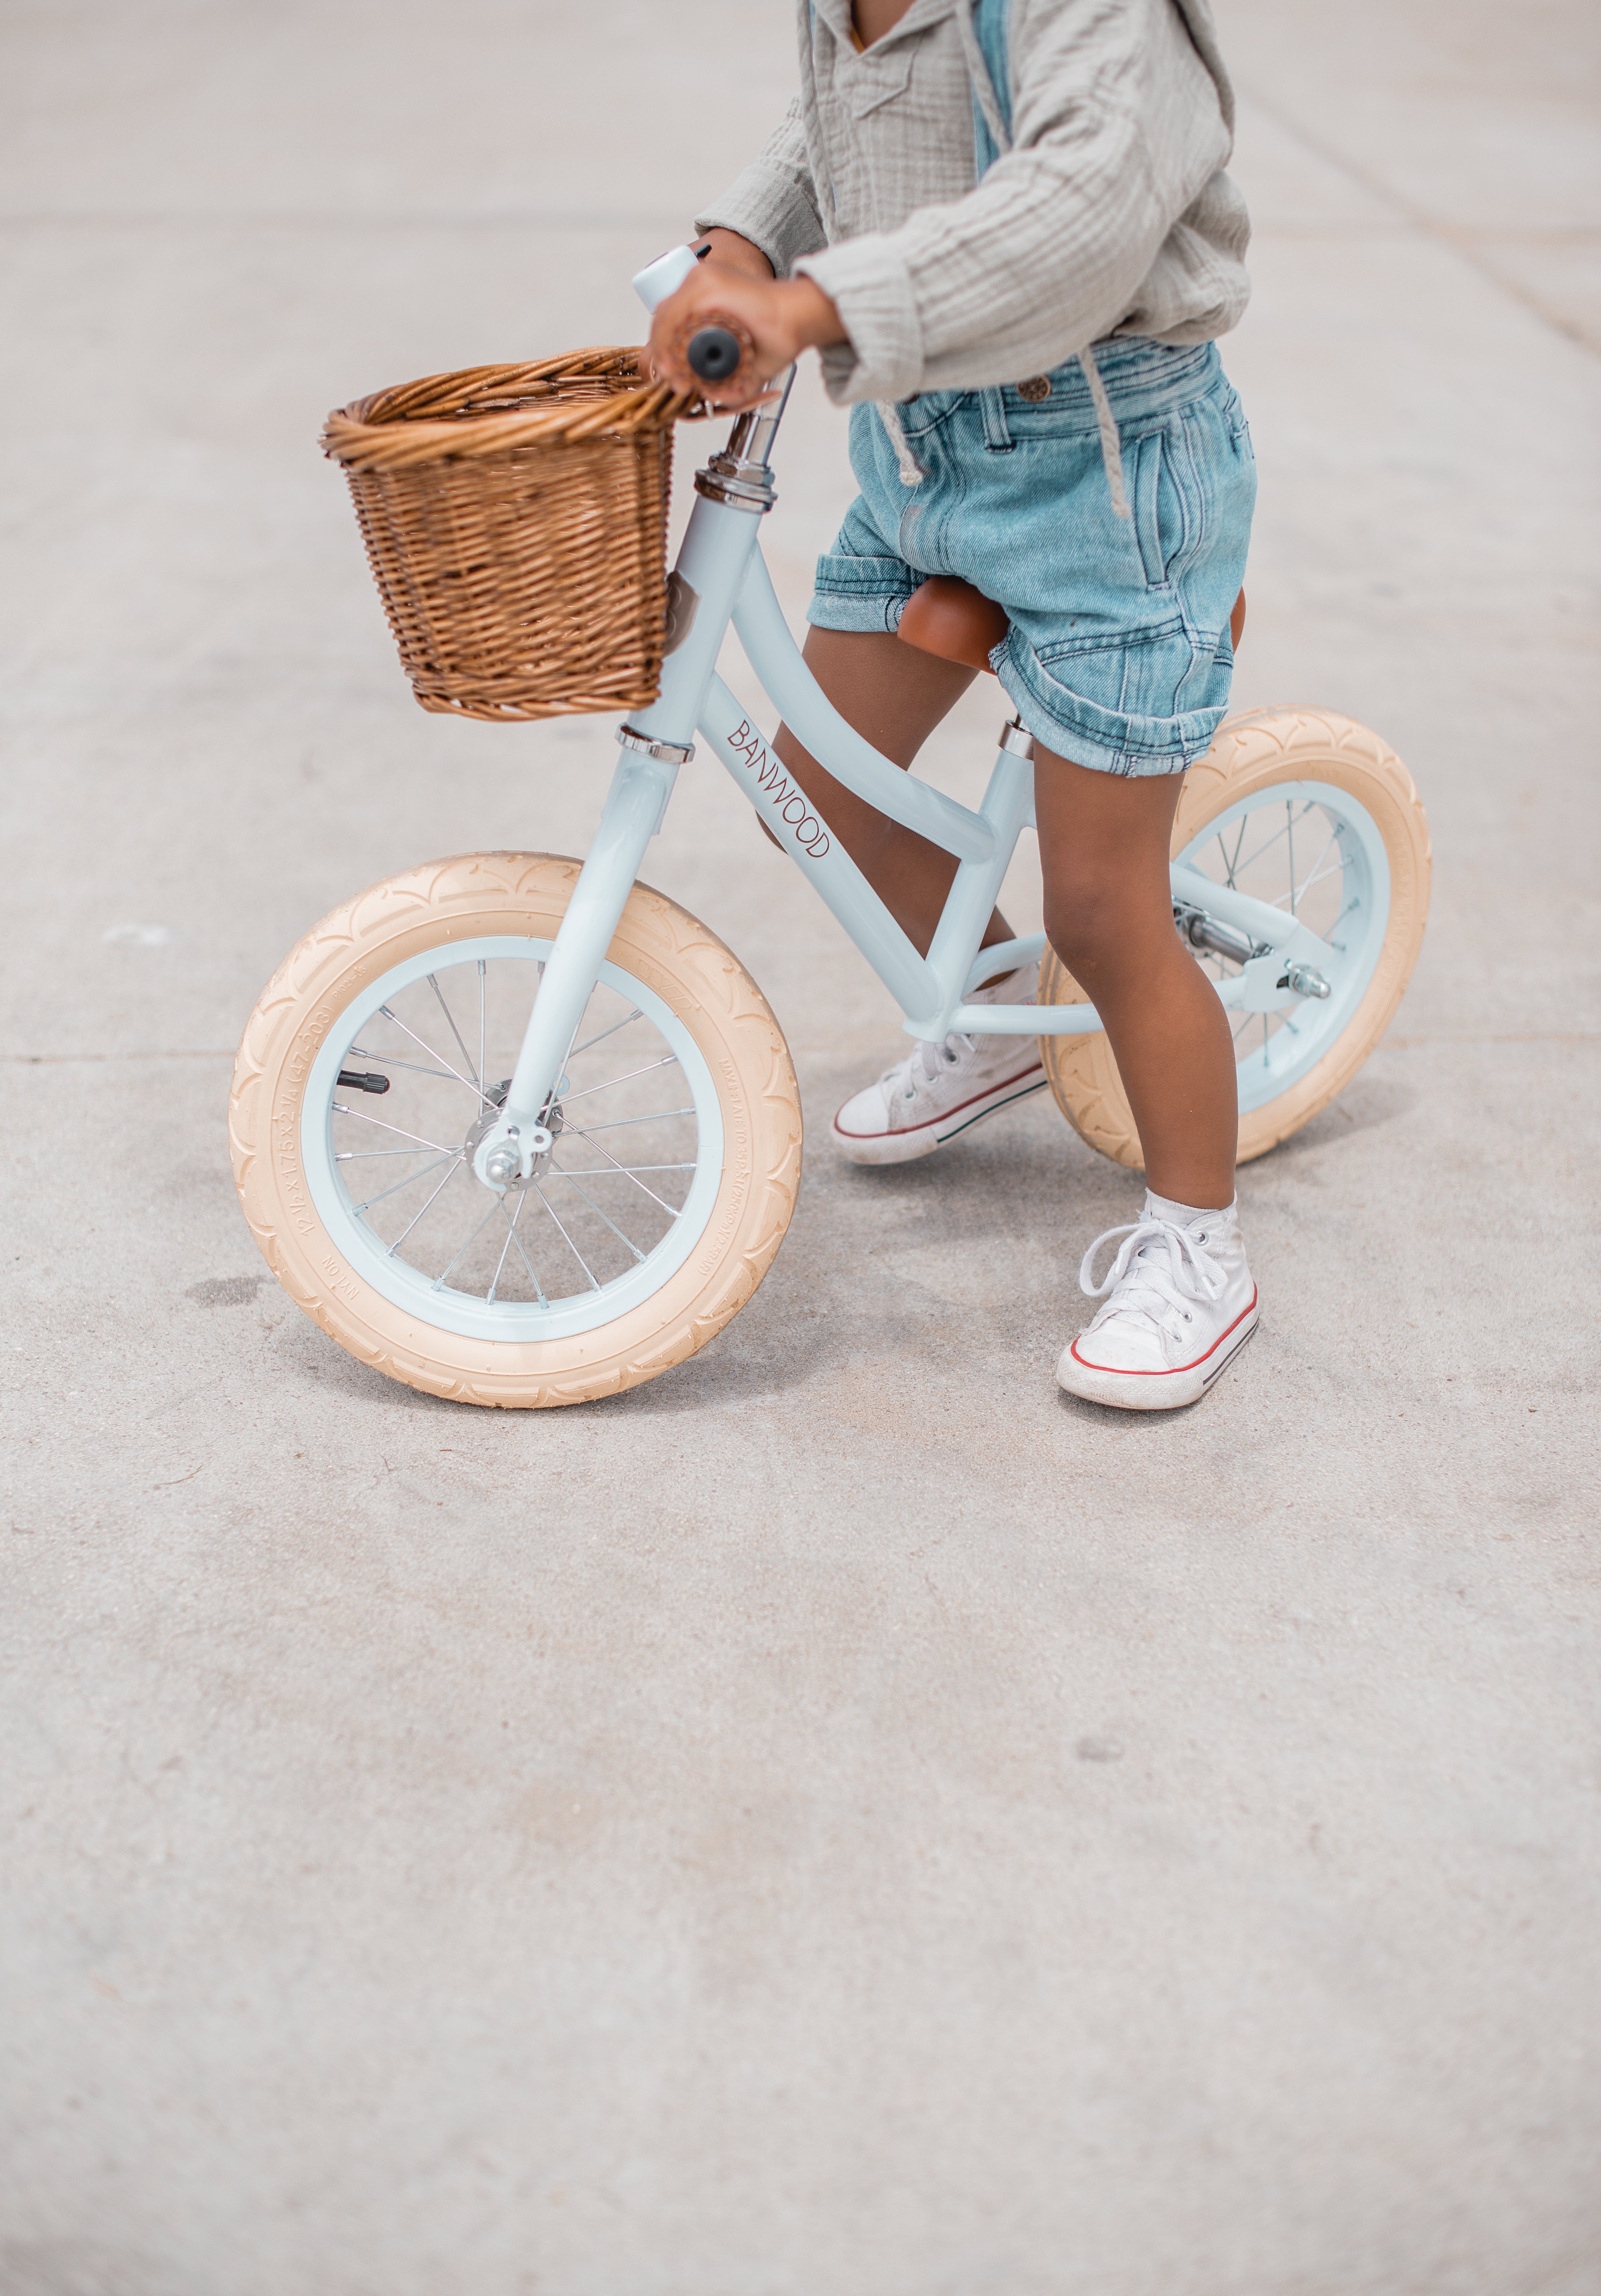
[998, 717, 1035, 759]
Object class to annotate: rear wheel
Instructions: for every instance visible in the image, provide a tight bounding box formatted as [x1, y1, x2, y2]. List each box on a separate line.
[230, 853, 802, 1406]
[1038, 708, 1431, 1168]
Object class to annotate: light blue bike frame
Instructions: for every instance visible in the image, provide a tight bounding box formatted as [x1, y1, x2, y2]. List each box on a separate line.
[472, 264, 1339, 1190]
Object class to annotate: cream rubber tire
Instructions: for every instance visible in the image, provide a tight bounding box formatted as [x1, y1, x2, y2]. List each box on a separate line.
[1038, 708, 1432, 1169]
[230, 852, 802, 1407]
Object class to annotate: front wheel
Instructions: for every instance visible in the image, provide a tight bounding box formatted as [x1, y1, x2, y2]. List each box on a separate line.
[230, 853, 802, 1406]
[1038, 708, 1432, 1168]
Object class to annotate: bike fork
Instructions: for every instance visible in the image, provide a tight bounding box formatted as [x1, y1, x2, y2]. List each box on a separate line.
[470, 377, 782, 1190]
[470, 516, 763, 1189]
[470, 745, 680, 1188]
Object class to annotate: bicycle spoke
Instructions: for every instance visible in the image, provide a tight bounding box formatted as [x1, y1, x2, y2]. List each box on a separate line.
[530, 1181, 602, 1291]
[560, 1053, 679, 1104]
[352, 1152, 457, 1216]
[388, 1153, 466, 1255]
[432, 1195, 504, 1290]
[1326, 894, 1359, 951]
[548, 1163, 696, 1176]
[564, 1130, 682, 1217]
[1217, 815, 1249, 889]
[1210, 798, 1313, 888]
[329, 949, 705, 1318]
[348, 1046, 490, 1089]
[333, 1103, 456, 1154]
[377, 1002, 487, 1104]
[1286, 802, 1296, 916]
[569, 1007, 644, 1061]
[548, 1169, 649, 1264]
[1284, 831, 1340, 911]
[497, 1189, 547, 1303]
[576, 1107, 695, 1132]
[428, 973, 481, 1090]
[336, 1145, 453, 1160]
[486, 1186, 533, 1303]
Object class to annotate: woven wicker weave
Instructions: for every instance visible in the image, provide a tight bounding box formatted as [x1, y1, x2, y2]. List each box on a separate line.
[322, 348, 699, 723]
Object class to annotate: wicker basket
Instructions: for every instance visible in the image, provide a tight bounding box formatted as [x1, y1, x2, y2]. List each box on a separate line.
[322, 348, 699, 722]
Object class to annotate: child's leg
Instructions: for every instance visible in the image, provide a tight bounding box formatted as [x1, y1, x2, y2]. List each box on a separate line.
[1033, 747, 1237, 1209]
[773, 627, 1047, 1165]
[772, 628, 1016, 960]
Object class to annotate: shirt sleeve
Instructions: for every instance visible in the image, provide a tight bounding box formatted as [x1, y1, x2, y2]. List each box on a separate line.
[795, 0, 1241, 405]
[692, 98, 828, 278]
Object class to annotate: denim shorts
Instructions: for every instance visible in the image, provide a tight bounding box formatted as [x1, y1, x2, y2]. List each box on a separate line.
[808, 338, 1257, 777]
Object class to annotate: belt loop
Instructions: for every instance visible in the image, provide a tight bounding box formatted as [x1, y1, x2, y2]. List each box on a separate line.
[978, 385, 1013, 454]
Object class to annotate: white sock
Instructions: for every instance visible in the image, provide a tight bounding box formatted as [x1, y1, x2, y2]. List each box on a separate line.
[1145, 1188, 1236, 1229]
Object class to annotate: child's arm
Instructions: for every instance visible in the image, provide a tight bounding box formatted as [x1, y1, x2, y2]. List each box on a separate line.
[649, 96, 840, 405]
[692, 98, 826, 284]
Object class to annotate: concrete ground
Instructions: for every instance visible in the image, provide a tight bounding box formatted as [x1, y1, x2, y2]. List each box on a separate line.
[3, 3, 1598, 2290]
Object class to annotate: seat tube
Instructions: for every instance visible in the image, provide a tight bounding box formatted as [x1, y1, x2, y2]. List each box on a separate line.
[921, 744, 1033, 1026]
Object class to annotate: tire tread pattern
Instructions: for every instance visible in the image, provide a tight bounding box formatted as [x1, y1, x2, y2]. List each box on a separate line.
[230, 853, 801, 1407]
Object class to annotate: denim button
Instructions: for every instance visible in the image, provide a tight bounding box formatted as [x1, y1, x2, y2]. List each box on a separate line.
[1016, 375, 1052, 403]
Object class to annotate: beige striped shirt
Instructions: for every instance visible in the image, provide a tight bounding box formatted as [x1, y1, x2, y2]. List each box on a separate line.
[694, 0, 1251, 406]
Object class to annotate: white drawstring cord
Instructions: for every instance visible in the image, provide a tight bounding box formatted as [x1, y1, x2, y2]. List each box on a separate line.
[1076, 341, 1132, 521]
[876, 399, 926, 487]
[817, 4, 1133, 515]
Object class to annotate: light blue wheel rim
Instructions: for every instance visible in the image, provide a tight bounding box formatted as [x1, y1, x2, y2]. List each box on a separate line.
[301, 936, 725, 1344]
[1174, 778, 1391, 1115]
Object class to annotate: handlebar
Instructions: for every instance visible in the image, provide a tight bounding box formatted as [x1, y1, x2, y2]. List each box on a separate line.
[630, 245, 757, 394]
[685, 327, 745, 383]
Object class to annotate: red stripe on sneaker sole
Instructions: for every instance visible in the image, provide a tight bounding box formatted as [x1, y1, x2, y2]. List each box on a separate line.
[1069, 1288, 1259, 1379]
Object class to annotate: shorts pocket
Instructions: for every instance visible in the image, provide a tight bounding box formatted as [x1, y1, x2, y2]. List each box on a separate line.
[1222, 387, 1256, 463]
[1005, 617, 1232, 773]
[1035, 617, 1200, 721]
[1129, 425, 1189, 592]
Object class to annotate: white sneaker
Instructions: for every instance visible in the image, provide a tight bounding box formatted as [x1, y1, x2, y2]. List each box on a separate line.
[1056, 1192, 1259, 1410]
[830, 965, 1046, 1166]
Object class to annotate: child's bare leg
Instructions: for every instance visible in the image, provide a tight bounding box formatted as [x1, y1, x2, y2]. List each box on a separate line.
[1034, 749, 1237, 1209]
[772, 629, 1015, 960]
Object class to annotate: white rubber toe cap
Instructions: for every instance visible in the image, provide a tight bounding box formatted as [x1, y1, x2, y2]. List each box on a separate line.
[1057, 1295, 1259, 1411]
[830, 1079, 941, 1166]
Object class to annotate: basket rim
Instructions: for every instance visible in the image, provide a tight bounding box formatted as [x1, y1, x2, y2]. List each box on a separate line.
[322, 346, 703, 471]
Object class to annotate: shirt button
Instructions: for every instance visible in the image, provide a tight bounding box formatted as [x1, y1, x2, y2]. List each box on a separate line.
[1016, 375, 1052, 402]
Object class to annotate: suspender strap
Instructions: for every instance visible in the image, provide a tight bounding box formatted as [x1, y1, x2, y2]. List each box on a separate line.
[959, 0, 1012, 175]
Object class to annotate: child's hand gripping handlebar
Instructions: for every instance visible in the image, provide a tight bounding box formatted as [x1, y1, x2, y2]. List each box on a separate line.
[633, 240, 845, 409]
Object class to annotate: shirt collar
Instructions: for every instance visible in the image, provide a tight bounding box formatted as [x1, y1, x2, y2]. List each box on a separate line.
[810, 0, 958, 53]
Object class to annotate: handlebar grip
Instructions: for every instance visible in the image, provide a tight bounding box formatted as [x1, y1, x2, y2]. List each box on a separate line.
[686, 326, 746, 384]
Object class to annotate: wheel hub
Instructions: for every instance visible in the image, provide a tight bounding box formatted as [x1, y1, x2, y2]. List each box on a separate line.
[464, 1079, 565, 1187]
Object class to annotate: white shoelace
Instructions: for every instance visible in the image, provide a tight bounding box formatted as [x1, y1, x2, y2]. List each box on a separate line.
[886, 1032, 972, 1102]
[883, 972, 1036, 1103]
[1080, 1216, 1227, 1345]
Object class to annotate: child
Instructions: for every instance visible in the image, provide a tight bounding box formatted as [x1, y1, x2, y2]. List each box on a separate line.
[650, 0, 1258, 1410]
